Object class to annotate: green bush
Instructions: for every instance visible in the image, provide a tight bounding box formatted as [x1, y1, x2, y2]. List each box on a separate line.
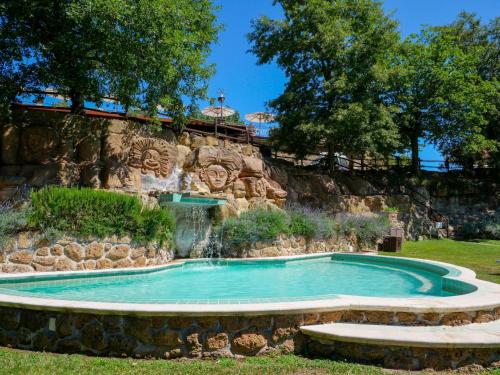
[29, 187, 175, 245]
[461, 221, 500, 240]
[0, 207, 29, 247]
[337, 214, 390, 246]
[217, 207, 389, 249]
[219, 209, 290, 245]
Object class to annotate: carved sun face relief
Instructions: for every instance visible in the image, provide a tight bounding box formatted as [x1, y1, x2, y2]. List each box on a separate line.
[129, 137, 176, 178]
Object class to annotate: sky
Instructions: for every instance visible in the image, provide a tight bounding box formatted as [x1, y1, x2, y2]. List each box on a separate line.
[201, 0, 500, 161]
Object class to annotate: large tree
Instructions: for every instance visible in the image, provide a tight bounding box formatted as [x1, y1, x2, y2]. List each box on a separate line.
[0, 0, 219, 123]
[390, 13, 498, 172]
[248, 0, 401, 169]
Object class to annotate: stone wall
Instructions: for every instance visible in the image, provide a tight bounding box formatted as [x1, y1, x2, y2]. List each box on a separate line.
[221, 235, 357, 258]
[0, 232, 173, 273]
[0, 306, 497, 366]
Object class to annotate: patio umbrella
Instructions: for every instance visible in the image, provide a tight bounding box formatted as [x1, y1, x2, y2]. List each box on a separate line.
[201, 105, 235, 118]
[244, 112, 275, 136]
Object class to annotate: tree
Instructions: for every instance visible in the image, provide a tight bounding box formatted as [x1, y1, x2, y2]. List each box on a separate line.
[0, 0, 219, 123]
[248, 0, 401, 169]
[390, 13, 498, 172]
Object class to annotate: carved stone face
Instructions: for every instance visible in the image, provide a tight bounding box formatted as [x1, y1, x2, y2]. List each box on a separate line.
[141, 149, 161, 175]
[206, 164, 229, 191]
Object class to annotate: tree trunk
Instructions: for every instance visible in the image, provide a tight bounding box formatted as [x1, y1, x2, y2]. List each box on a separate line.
[410, 130, 420, 174]
[327, 143, 336, 175]
[69, 89, 84, 114]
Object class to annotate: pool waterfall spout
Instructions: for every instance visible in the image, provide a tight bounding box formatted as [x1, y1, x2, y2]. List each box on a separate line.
[159, 193, 226, 258]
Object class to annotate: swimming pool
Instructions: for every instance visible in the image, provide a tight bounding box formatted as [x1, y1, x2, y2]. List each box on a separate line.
[0, 254, 475, 304]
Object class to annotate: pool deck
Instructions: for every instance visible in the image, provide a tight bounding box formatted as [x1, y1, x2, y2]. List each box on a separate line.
[0, 253, 498, 317]
[300, 320, 500, 348]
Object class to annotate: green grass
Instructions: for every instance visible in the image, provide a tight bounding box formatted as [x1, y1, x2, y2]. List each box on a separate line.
[0, 348, 499, 375]
[380, 239, 500, 284]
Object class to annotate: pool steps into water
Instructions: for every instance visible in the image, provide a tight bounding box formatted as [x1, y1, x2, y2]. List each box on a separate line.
[300, 319, 500, 349]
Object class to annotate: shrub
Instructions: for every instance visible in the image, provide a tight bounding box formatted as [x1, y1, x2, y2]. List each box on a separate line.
[0, 207, 29, 247]
[336, 214, 390, 247]
[289, 212, 316, 239]
[219, 209, 289, 245]
[29, 187, 175, 245]
[461, 221, 500, 240]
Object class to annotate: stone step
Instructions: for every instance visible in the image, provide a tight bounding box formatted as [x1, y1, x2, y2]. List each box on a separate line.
[300, 320, 500, 349]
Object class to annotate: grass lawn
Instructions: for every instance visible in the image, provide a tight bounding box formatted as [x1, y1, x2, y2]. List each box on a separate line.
[380, 239, 500, 284]
[0, 348, 499, 375]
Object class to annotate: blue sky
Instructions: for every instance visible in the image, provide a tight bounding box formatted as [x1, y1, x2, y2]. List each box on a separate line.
[202, 0, 500, 161]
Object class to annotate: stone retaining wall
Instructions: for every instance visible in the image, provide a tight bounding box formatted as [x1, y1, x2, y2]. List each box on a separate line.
[305, 338, 499, 370]
[222, 235, 357, 258]
[0, 306, 497, 364]
[0, 232, 174, 273]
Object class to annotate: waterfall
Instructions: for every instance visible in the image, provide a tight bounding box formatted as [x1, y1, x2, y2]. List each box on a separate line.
[173, 206, 210, 258]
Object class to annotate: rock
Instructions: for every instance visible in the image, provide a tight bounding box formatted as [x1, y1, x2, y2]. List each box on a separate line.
[153, 329, 182, 346]
[33, 331, 57, 351]
[364, 311, 393, 324]
[56, 317, 73, 338]
[96, 258, 113, 269]
[133, 256, 147, 268]
[231, 332, 267, 355]
[319, 311, 343, 323]
[272, 327, 296, 344]
[186, 333, 202, 357]
[32, 256, 56, 267]
[9, 250, 34, 264]
[396, 312, 417, 324]
[33, 263, 52, 272]
[55, 257, 77, 271]
[17, 233, 31, 249]
[0, 309, 20, 330]
[442, 312, 471, 326]
[51, 244, 64, 256]
[36, 247, 50, 256]
[81, 320, 107, 351]
[178, 132, 191, 147]
[86, 242, 104, 259]
[473, 311, 495, 323]
[240, 157, 264, 178]
[176, 145, 191, 168]
[124, 317, 152, 343]
[114, 258, 132, 268]
[130, 247, 145, 259]
[84, 260, 96, 270]
[64, 243, 85, 262]
[2, 264, 34, 273]
[107, 245, 130, 260]
[205, 333, 228, 351]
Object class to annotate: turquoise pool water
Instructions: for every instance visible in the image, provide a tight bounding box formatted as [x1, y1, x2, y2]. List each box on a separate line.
[0, 256, 464, 304]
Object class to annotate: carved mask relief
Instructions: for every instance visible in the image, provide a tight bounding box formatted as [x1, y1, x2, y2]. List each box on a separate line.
[197, 147, 242, 192]
[129, 137, 177, 178]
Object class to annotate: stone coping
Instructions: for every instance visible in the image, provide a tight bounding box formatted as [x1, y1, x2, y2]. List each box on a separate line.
[300, 320, 500, 349]
[0, 253, 498, 316]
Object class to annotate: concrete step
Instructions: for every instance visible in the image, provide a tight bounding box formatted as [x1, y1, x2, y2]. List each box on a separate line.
[300, 320, 500, 349]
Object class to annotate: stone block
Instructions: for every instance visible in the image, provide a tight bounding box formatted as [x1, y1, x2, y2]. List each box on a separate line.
[54, 257, 77, 271]
[9, 250, 34, 264]
[51, 244, 64, 256]
[2, 264, 33, 273]
[114, 258, 132, 268]
[107, 245, 130, 260]
[205, 332, 228, 351]
[64, 243, 85, 262]
[33, 256, 56, 266]
[96, 258, 113, 269]
[84, 260, 96, 270]
[35, 247, 50, 256]
[231, 332, 267, 355]
[86, 242, 104, 259]
[133, 256, 147, 268]
[81, 320, 107, 351]
[130, 247, 145, 259]
[17, 233, 31, 249]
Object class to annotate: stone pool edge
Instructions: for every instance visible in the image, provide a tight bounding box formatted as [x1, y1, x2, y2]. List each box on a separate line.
[0, 252, 498, 317]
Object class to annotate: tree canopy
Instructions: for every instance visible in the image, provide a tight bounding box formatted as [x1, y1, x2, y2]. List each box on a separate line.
[390, 12, 499, 171]
[248, 0, 401, 166]
[0, 0, 219, 124]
